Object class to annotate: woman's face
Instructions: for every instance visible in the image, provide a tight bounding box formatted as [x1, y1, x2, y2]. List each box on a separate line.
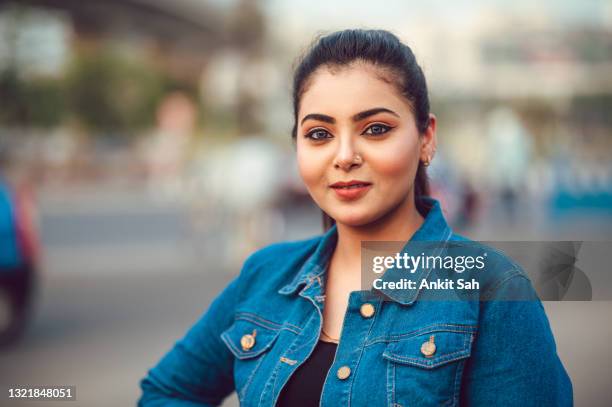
[296, 62, 436, 227]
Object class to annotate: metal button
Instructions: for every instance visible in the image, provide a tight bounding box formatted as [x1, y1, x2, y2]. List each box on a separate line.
[240, 331, 256, 351]
[359, 303, 375, 318]
[337, 365, 351, 380]
[420, 335, 436, 357]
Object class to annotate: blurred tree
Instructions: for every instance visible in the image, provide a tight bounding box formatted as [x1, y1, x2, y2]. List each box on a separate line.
[64, 47, 170, 137]
[225, 0, 266, 135]
[24, 77, 66, 128]
[0, 5, 65, 129]
[227, 0, 266, 55]
[0, 69, 65, 128]
[0, 69, 28, 126]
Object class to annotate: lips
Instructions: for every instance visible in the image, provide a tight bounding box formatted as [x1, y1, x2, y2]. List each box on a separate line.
[330, 180, 372, 189]
[330, 180, 372, 200]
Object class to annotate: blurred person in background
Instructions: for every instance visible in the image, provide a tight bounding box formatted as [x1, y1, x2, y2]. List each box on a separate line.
[143, 91, 197, 202]
[139, 29, 571, 406]
[0, 145, 39, 346]
[485, 107, 533, 222]
[455, 178, 481, 231]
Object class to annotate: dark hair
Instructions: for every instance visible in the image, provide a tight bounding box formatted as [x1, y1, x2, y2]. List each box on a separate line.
[291, 29, 432, 231]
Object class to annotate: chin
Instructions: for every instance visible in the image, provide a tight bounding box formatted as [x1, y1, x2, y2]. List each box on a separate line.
[331, 209, 376, 227]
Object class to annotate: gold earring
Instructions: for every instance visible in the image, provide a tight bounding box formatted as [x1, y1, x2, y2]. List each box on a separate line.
[422, 157, 431, 167]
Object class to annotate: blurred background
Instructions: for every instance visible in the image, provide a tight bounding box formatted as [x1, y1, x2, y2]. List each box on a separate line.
[0, 0, 610, 405]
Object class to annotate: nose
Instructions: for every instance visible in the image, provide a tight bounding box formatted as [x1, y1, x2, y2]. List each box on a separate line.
[333, 137, 361, 171]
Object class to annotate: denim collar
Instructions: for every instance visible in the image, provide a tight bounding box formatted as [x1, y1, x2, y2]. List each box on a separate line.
[277, 220, 338, 296]
[278, 196, 453, 305]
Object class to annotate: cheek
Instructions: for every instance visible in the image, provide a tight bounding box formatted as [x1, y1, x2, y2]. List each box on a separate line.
[297, 147, 324, 189]
[377, 155, 413, 178]
[371, 137, 419, 181]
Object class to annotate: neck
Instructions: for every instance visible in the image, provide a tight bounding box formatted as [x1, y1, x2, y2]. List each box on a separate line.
[332, 193, 426, 273]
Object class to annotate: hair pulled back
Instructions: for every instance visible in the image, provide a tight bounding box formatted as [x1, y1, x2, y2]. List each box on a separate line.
[291, 29, 432, 230]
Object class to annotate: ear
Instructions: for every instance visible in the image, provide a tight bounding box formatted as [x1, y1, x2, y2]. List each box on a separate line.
[420, 113, 437, 164]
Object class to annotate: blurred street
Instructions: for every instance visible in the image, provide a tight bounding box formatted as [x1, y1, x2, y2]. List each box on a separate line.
[0, 269, 237, 406]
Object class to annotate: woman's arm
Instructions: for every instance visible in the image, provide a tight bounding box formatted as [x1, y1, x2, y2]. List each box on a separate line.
[138, 275, 241, 406]
[460, 270, 573, 406]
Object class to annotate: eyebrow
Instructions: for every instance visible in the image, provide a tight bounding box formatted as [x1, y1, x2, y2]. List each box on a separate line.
[300, 107, 400, 126]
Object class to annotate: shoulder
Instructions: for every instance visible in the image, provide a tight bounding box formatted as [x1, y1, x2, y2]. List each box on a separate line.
[242, 234, 322, 272]
[447, 232, 534, 299]
[448, 231, 523, 271]
[234, 234, 324, 291]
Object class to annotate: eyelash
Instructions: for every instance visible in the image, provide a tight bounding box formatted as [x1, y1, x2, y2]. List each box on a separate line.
[304, 123, 394, 140]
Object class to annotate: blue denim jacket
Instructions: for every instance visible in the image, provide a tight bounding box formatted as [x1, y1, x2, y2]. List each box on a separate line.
[139, 197, 572, 406]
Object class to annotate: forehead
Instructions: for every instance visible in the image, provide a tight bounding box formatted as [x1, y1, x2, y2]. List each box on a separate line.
[299, 63, 411, 119]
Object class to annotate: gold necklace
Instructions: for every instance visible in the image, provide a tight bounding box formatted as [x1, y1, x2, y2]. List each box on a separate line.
[321, 327, 340, 344]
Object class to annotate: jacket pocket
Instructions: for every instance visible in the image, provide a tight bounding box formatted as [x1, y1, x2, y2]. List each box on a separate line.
[221, 316, 281, 404]
[382, 328, 474, 407]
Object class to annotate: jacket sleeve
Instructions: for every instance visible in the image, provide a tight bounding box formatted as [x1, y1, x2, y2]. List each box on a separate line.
[138, 271, 242, 406]
[460, 270, 573, 406]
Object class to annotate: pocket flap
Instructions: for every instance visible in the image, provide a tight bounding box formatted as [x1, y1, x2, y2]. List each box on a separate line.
[382, 329, 473, 369]
[221, 318, 281, 360]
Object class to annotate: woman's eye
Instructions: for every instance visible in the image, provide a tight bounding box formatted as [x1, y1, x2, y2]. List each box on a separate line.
[363, 124, 392, 136]
[305, 129, 331, 140]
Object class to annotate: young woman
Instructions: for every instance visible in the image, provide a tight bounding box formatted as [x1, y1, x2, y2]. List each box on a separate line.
[139, 29, 572, 407]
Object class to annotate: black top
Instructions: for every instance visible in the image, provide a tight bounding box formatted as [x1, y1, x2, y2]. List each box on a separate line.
[276, 340, 338, 406]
